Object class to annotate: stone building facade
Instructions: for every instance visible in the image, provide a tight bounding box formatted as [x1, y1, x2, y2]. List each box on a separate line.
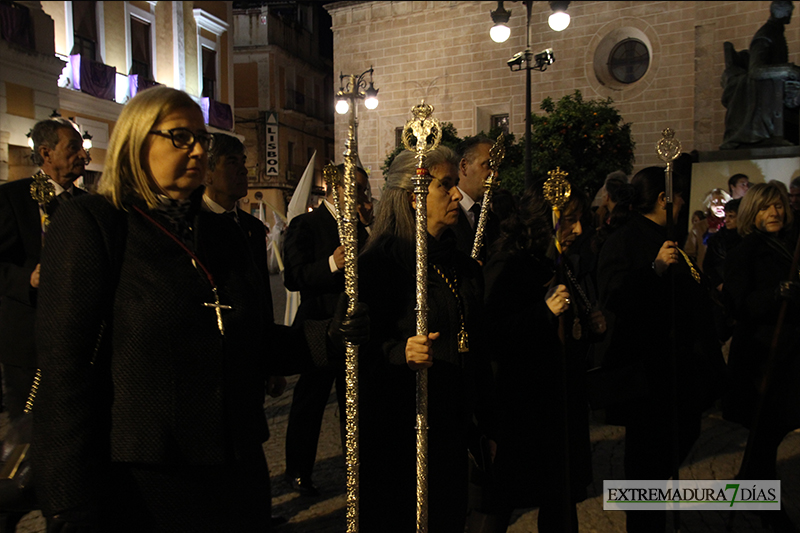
[232, 2, 334, 215]
[326, 1, 800, 200]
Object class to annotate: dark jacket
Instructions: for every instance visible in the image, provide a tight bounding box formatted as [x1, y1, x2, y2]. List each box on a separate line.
[32, 193, 327, 516]
[483, 248, 592, 509]
[283, 204, 367, 320]
[0, 178, 85, 367]
[723, 228, 800, 430]
[357, 231, 488, 533]
[597, 213, 724, 425]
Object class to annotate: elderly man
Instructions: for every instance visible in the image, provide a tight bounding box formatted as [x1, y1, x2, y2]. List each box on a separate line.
[453, 135, 499, 259]
[0, 118, 87, 421]
[0, 117, 87, 527]
[281, 164, 370, 497]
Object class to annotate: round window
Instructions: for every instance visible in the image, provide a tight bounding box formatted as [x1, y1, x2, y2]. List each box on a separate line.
[608, 39, 649, 84]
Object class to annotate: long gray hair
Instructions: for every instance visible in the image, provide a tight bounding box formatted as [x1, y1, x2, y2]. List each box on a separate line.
[362, 145, 459, 256]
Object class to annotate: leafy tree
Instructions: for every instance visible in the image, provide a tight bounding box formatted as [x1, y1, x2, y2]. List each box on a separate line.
[522, 90, 635, 196]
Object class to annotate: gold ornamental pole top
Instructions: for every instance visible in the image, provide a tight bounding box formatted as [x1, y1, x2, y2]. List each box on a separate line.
[402, 100, 443, 168]
[543, 167, 572, 254]
[30, 170, 56, 231]
[655, 128, 681, 204]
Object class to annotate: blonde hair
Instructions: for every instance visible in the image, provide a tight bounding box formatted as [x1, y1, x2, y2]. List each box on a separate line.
[737, 182, 794, 236]
[97, 87, 201, 209]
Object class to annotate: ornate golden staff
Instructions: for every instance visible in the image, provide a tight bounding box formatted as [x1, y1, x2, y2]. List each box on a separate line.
[655, 127, 682, 533]
[30, 169, 56, 234]
[401, 100, 442, 533]
[470, 133, 506, 260]
[323, 162, 344, 241]
[337, 67, 378, 533]
[543, 167, 571, 254]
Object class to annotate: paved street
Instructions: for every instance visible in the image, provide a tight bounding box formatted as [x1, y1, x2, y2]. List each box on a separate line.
[8, 275, 800, 532]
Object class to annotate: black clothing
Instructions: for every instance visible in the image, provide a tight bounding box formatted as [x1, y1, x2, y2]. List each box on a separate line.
[358, 231, 487, 533]
[723, 228, 800, 432]
[597, 213, 723, 533]
[282, 205, 367, 480]
[33, 192, 328, 528]
[703, 226, 743, 290]
[482, 248, 592, 525]
[451, 203, 499, 262]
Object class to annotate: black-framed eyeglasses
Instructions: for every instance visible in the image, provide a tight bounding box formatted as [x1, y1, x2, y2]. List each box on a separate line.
[149, 128, 214, 151]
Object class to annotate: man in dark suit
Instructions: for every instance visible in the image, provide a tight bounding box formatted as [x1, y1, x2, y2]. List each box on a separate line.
[203, 133, 288, 526]
[0, 117, 87, 529]
[281, 164, 370, 496]
[453, 135, 499, 260]
[0, 118, 87, 423]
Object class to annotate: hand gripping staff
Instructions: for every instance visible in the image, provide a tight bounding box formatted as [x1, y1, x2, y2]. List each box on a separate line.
[401, 100, 442, 533]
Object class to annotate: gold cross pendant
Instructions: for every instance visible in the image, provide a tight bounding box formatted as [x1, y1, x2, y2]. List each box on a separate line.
[203, 287, 232, 335]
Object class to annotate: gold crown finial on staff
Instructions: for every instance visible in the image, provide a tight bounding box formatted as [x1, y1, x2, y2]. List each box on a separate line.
[544, 167, 572, 254]
[655, 128, 682, 204]
[402, 100, 442, 168]
[656, 128, 681, 164]
[30, 170, 56, 230]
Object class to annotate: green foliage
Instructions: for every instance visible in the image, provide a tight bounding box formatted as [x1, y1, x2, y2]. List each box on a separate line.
[527, 90, 635, 196]
[379, 91, 634, 199]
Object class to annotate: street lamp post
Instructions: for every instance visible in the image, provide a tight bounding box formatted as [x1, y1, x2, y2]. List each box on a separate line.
[335, 66, 378, 533]
[491, 1, 565, 190]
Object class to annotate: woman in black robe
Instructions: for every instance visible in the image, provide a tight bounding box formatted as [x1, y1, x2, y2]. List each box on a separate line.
[358, 146, 490, 533]
[596, 167, 724, 533]
[476, 180, 604, 532]
[724, 182, 800, 484]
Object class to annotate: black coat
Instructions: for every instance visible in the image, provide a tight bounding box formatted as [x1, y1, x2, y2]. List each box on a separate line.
[483, 248, 592, 509]
[597, 213, 724, 425]
[283, 204, 367, 320]
[0, 178, 85, 368]
[32, 193, 327, 519]
[357, 231, 488, 533]
[723, 228, 800, 430]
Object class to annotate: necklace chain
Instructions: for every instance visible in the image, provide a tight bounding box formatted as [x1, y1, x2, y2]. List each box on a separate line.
[431, 264, 469, 353]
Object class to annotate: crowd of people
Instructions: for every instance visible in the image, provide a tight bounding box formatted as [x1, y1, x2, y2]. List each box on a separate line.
[0, 86, 798, 533]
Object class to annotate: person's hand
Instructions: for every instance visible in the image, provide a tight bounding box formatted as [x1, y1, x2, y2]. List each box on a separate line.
[266, 376, 287, 398]
[332, 246, 345, 270]
[405, 332, 440, 370]
[590, 309, 607, 334]
[30, 264, 40, 288]
[328, 293, 370, 347]
[653, 241, 680, 276]
[545, 284, 570, 316]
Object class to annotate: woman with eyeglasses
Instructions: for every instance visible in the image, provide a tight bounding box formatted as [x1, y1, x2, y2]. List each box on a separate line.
[357, 146, 490, 533]
[31, 87, 345, 531]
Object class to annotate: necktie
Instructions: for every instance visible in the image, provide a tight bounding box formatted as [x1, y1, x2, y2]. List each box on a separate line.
[47, 191, 72, 217]
[469, 203, 481, 229]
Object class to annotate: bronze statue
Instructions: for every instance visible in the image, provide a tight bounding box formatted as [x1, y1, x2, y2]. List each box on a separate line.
[720, 1, 799, 149]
